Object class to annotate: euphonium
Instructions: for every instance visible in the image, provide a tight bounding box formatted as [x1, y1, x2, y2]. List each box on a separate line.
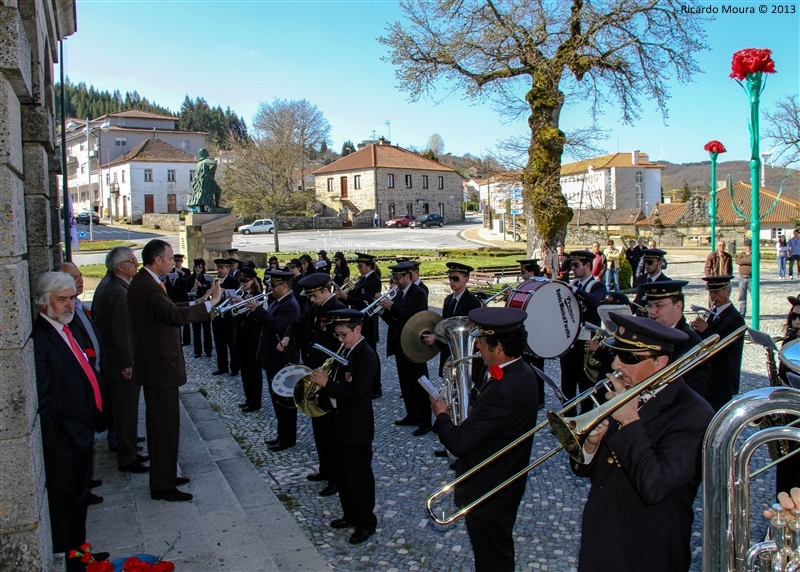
[293, 343, 347, 417]
[434, 316, 478, 425]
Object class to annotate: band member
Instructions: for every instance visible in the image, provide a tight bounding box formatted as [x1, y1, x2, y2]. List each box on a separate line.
[689, 275, 746, 412]
[584, 293, 632, 386]
[316, 250, 332, 274]
[331, 251, 350, 288]
[248, 271, 301, 450]
[380, 262, 431, 435]
[639, 280, 710, 400]
[774, 295, 800, 493]
[561, 250, 608, 416]
[227, 248, 240, 278]
[517, 258, 542, 280]
[300, 254, 317, 276]
[284, 273, 346, 495]
[311, 309, 379, 545]
[431, 307, 538, 572]
[574, 313, 714, 572]
[166, 253, 191, 346]
[233, 267, 264, 412]
[397, 258, 428, 295]
[286, 258, 308, 314]
[212, 258, 240, 376]
[632, 248, 670, 315]
[187, 258, 213, 358]
[334, 252, 382, 398]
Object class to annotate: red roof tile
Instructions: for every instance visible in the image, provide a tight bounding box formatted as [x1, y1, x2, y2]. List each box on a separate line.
[561, 152, 663, 176]
[313, 144, 458, 175]
[106, 139, 198, 166]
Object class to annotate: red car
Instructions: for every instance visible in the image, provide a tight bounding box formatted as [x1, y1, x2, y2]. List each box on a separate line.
[385, 215, 417, 228]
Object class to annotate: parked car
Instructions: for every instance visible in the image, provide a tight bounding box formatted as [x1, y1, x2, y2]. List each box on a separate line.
[75, 211, 100, 225]
[409, 214, 445, 228]
[385, 215, 417, 228]
[238, 219, 274, 234]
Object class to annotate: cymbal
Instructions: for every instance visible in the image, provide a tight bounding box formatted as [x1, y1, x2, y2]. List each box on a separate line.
[401, 311, 442, 363]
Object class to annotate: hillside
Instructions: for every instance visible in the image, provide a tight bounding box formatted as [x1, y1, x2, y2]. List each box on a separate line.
[660, 160, 800, 198]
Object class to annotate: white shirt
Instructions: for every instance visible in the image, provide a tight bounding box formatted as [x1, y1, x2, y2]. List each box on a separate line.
[144, 266, 211, 312]
[40, 312, 72, 347]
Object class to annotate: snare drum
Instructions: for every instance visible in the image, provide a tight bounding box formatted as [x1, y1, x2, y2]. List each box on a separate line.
[272, 364, 312, 398]
[506, 279, 581, 358]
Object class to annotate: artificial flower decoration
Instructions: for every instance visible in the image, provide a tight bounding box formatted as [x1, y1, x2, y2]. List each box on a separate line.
[703, 140, 726, 154]
[488, 365, 504, 380]
[730, 48, 776, 80]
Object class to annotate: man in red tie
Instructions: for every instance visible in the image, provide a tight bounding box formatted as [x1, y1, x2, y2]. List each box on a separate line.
[128, 239, 221, 502]
[31, 271, 110, 570]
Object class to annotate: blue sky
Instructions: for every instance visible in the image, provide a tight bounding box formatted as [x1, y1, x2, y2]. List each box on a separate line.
[64, 1, 799, 165]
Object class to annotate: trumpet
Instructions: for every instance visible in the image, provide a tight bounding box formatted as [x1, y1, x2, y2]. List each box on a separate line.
[690, 304, 718, 321]
[362, 285, 399, 316]
[425, 325, 747, 525]
[210, 288, 244, 320]
[227, 292, 268, 316]
[336, 277, 356, 293]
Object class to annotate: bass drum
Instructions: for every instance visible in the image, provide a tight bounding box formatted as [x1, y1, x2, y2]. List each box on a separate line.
[506, 278, 581, 358]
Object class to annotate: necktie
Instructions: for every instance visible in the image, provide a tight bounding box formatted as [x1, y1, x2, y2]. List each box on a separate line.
[444, 295, 455, 317]
[576, 280, 585, 291]
[74, 304, 101, 371]
[63, 324, 103, 411]
[159, 281, 167, 293]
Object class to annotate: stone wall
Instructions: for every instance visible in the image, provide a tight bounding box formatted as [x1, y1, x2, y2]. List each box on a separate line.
[142, 213, 181, 231]
[1, 1, 76, 570]
[276, 216, 340, 230]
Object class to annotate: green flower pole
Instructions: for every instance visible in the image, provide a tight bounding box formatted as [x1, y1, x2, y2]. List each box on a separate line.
[704, 140, 726, 251]
[729, 48, 776, 330]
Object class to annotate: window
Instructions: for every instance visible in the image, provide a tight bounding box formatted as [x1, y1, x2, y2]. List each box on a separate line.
[327, 178, 335, 192]
[772, 228, 786, 240]
[405, 174, 413, 189]
[388, 203, 395, 220]
[144, 169, 153, 182]
[167, 169, 176, 182]
[388, 174, 395, 188]
[354, 175, 361, 189]
[115, 137, 127, 147]
[105, 173, 110, 185]
[121, 170, 125, 183]
[189, 170, 194, 182]
[422, 175, 429, 189]
[437, 176, 444, 189]
[180, 140, 190, 149]
[635, 171, 643, 184]
[79, 143, 85, 152]
[406, 203, 413, 215]
[80, 163, 86, 174]
[113, 172, 118, 183]
[167, 194, 177, 213]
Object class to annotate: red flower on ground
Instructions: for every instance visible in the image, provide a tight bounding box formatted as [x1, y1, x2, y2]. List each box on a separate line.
[81, 543, 92, 552]
[488, 365, 504, 380]
[704, 140, 727, 154]
[87, 561, 114, 572]
[153, 562, 176, 572]
[730, 48, 776, 80]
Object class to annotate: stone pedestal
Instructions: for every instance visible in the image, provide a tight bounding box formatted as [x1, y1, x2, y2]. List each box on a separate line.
[180, 213, 235, 270]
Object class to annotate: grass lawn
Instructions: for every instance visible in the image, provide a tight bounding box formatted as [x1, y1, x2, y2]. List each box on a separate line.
[72, 240, 136, 252]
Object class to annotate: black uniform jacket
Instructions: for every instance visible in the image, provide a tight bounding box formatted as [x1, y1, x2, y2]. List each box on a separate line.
[344, 272, 382, 343]
[286, 295, 346, 369]
[320, 338, 377, 445]
[252, 292, 301, 377]
[32, 315, 106, 452]
[434, 359, 539, 510]
[438, 289, 482, 376]
[573, 378, 713, 572]
[696, 304, 745, 398]
[673, 316, 711, 399]
[381, 282, 428, 357]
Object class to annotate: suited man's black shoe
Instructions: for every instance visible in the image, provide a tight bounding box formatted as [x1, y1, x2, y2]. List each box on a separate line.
[90, 479, 102, 488]
[150, 488, 193, 502]
[319, 483, 338, 496]
[412, 426, 432, 436]
[119, 461, 150, 473]
[394, 417, 416, 426]
[348, 529, 374, 544]
[136, 453, 150, 463]
[175, 477, 191, 486]
[434, 449, 449, 458]
[137, 436, 146, 443]
[230, 370, 239, 377]
[330, 518, 354, 529]
[265, 437, 281, 446]
[211, 370, 228, 376]
[87, 492, 104, 505]
[306, 472, 327, 481]
[268, 443, 292, 451]
[241, 405, 261, 413]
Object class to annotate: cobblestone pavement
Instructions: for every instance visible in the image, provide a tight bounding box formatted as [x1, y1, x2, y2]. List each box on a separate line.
[185, 262, 798, 571]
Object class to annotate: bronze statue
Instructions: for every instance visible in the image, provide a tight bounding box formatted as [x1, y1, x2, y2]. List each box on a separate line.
[187, 148, 230, 213]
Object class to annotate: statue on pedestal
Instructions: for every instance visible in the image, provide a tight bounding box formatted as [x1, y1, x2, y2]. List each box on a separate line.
[187, 148, 232, 213]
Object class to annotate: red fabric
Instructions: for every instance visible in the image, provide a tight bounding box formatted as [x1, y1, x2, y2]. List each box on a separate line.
[730, 48, 776, 80]
[63, 324, 103, 411]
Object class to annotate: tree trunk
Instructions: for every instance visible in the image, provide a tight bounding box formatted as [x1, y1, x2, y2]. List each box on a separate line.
[523, 70, 573, 256]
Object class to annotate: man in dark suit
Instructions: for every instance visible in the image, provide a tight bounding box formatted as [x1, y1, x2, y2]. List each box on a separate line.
[92, 246, 150, 473]
[129, 239, 221, 502]
[574, 313, 714, 572]
[639, 280, 711, 400]
[248, 270, 301, 450]
[689, 275, 746, 411]
[334, 252, 383, 398]
[312, 309, 379, 545]
[431, 307, 538, 572]
[166, 253, 191, 346]
[379, 262, 431, 435]
[212, 258, 240, 376]
[561, 250, 608, 416]
[632, 248, 670, 315]
[32, 272, 109, 570]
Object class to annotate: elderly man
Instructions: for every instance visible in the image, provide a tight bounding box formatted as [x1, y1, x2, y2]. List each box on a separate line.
[704, 240, 733, 277]
[31, 272, 109, 570]
[129, 239, 221, 501]
[92, 246, 149, 473]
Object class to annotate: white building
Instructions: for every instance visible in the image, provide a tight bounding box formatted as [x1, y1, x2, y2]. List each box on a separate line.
[59, 109, 207, 217]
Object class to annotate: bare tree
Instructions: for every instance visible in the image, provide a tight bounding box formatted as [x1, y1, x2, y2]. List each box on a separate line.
[427, 133, 445, 156]
[764, 95, 800, 168]
[379, 0, 707, 250]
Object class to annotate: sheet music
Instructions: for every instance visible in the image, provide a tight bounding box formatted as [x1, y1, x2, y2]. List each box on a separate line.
[597, 304, 633, 332]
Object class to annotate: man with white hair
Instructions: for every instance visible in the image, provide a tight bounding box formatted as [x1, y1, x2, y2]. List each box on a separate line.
[31, 271, 109, 570]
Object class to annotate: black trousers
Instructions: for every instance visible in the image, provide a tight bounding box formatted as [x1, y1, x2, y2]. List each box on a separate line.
[463, 479, 525, 572]
[181, 323, 191, 345]
[213, 319, 238, 373]
[267, 374, 298, 447]
[312, 413, 337, 481]
[193, 320, 212, 356]
[706, 394, 733, 414]
[363, 317, 382, 396]
[332, 438, 377, 532]
[111, 374, 142, 468]
[524, 354, 546, 407]
[238, 341, 262, 408]
[560, 342, 595, 417]
[43, 442, 92, 554]
[143, 385, 180, 492]
[395, 351, 430, 428]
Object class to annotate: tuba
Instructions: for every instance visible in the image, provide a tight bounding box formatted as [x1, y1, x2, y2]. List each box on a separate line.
[293, 343, 347, 417]
[434, 316, 478, 425]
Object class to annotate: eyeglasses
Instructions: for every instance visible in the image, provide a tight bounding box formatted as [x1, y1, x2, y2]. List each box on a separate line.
[791, 313, 800, 320]
[612, 351, 658, 365]
[571, 262, 582, 268]
[333, 330, 352, 339]
[448, 275, 462, 282]
[125, 259, 139, 265]
[238, 278, 252, 283]
[391, 272, 408, 279]
[646, 301, 672, 312]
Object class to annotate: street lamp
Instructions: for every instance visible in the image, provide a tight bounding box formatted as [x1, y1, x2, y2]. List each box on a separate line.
[67, 117, 109, 241]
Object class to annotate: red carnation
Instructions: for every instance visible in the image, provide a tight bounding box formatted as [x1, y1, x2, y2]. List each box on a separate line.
[704, 140, 726, 154]
[730, 48, 776, 80]
[85, 348, 96, 358]
[87, 561, 114, 572]
[68, 550, 79, 559]
[488, 365, 504, 380]
[81, 552, 92, 563]
[81, 543, 92, 552]
[153, 562, 176, 572]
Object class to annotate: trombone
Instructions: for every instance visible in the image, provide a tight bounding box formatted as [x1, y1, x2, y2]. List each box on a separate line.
[362, 284, 399, 316]
[425, 324, 747, 525]
[480, 283, 515, 305]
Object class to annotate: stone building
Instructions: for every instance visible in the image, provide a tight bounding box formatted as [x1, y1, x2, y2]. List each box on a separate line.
[1, 0, 76, 569]
[313, 139, 465, 227]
